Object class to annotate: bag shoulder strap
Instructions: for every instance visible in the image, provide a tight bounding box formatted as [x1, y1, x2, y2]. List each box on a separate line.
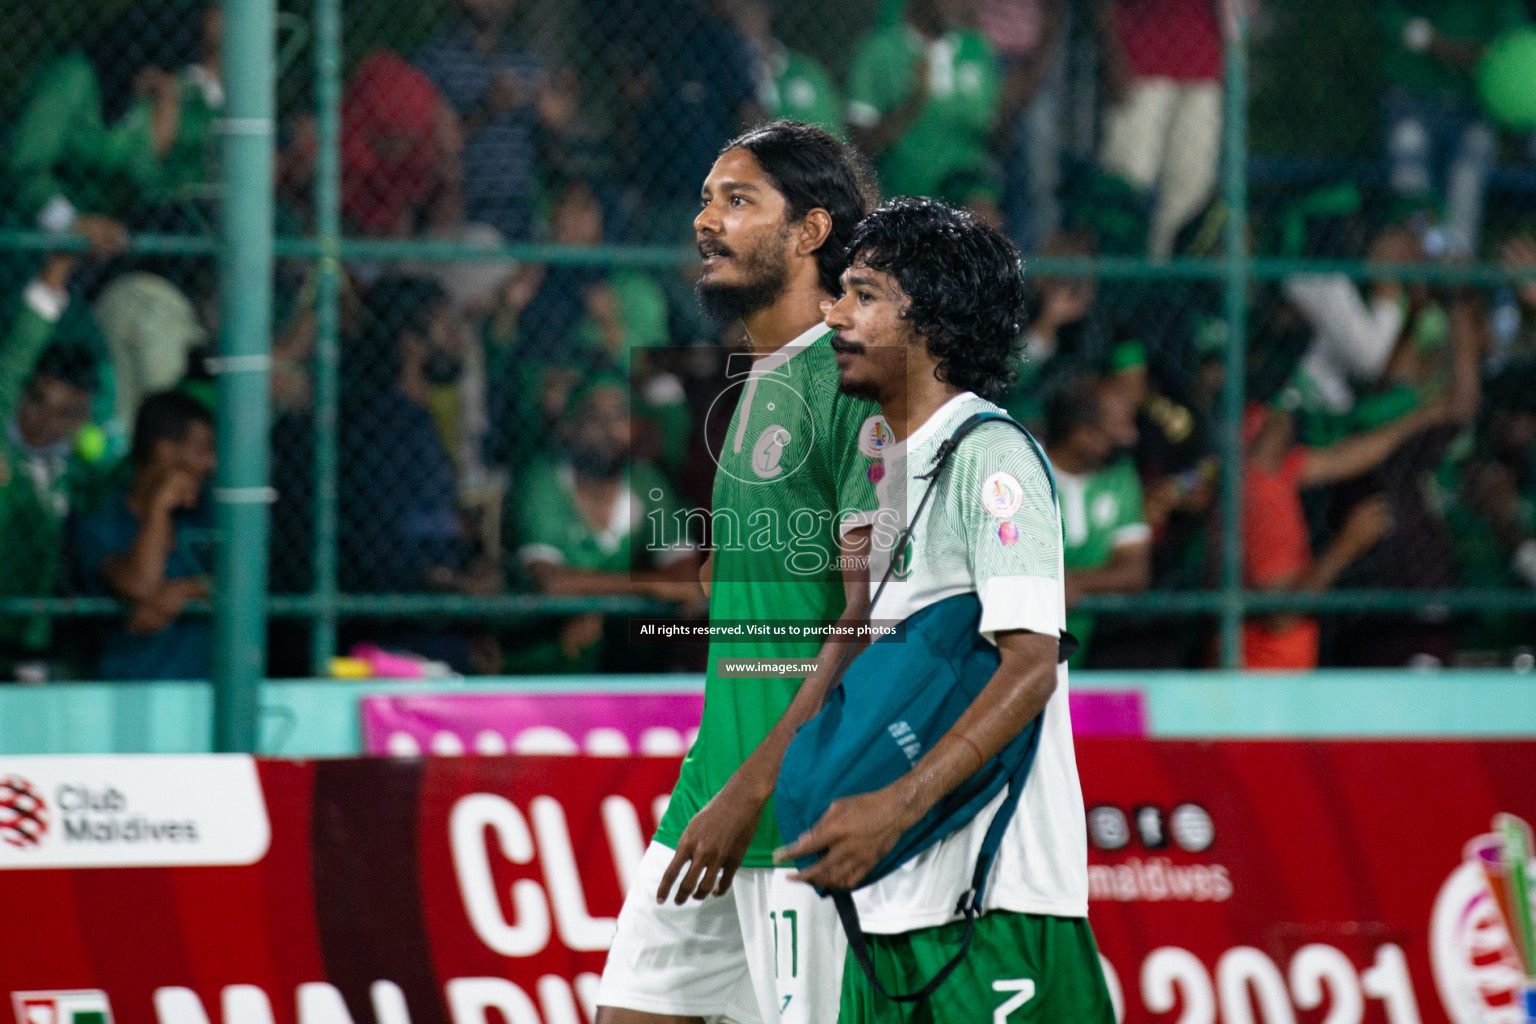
[868, 410, 1050, 615]
[834, 890, 975, 1003]
[916, 411, 1056, 501]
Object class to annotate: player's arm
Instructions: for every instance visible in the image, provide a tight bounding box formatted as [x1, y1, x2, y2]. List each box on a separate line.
[1299, 400, 1448, 487]
[656, 524, 871, 904]
[1066, 479, 1152, 605]
[775, 628, 1058, 890]
[847, 36, 930, 158]
[1065, 537, 1149, 606]
[526, 557, 702, 603]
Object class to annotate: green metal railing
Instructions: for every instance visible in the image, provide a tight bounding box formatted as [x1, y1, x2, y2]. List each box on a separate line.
[1218, 21, 1250, 667]
[210, 0, 275, 751]
[10, 6, 1536, 749]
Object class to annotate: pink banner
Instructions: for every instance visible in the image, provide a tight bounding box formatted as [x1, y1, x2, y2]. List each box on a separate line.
[361, 690, 706, 757]
[360, 686, 1147, 757]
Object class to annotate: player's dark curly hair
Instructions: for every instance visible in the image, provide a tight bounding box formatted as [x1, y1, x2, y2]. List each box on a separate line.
[722, 121, 876, 297]
[845, 197, 1026, 401]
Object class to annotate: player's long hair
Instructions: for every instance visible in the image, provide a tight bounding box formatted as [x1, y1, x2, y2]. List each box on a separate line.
[845, 197, 1026, 401]
[722, 121, 875, 298]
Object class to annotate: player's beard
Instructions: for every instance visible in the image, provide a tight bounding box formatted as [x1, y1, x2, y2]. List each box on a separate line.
[696, 225, 793, 326]
[835, 338, 909, 406]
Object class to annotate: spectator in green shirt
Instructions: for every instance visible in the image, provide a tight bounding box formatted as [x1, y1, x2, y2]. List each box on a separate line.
[1378, 0, 1528, 255]
[997, 230, 1108, 430]
[0, 256, 113, 677]
[725, 0, 847, 140]
[508, 377, 702, 673]
[1042, 373, 1151, 667]
[6, 4, 218, 247]
[847, 0, 1002, 220]
[484, 181, 686, 476]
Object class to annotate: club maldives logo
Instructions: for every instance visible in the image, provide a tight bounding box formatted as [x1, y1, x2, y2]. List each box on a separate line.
[0, 775, 47, 848]
[0, 756, 270, 870]
[1431, 813, 1536, 1024]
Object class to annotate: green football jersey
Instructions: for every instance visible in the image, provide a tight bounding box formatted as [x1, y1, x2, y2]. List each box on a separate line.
[1057, 458, 1149, 662]
[846, 26, 999, 200]
[515, 457, 686, 575]
[654, 324, 883, 864]
[763, 49, 846, 141]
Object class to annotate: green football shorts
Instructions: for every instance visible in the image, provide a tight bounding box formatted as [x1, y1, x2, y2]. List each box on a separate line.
[838, 911, 1114, 1023]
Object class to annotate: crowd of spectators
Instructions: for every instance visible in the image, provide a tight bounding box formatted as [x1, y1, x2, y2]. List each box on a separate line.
[3, 0, 1536, 677]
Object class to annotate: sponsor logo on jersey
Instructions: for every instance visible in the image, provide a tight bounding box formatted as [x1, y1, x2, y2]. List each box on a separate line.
[751, 425, 793, 479]
[868, 460, 885, 484]
[981, 471, 1024, 519]
[997, 522, 1019, 545]
[858, 415, 893, 457]
[704, 370, 815, 486]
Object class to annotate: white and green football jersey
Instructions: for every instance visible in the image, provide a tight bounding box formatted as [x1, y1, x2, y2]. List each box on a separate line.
[855, 391, 1089, 934]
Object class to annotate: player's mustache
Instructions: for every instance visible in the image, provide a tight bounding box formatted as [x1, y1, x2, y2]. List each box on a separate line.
[829, 335, 865, 355]
[697, 237, 733, 259]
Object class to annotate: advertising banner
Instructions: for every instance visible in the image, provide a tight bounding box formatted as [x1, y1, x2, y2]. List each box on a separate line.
[359, 691, 706, 758]
[358, 689, 1148, 757]
[0, 743, 1531, 1024]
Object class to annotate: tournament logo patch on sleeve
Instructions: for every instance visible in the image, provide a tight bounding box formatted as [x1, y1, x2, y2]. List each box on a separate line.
[858, 414, 894, 457]
[980, 471, 1024, 519]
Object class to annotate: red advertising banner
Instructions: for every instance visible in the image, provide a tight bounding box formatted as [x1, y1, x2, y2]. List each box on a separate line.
[0, 742, 1532, 1024]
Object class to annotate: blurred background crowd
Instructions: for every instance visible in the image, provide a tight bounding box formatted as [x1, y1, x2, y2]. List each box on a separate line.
[4, 0, 1536, 680]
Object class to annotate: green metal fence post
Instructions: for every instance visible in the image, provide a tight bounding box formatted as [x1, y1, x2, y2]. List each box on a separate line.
[1219, 10, 1250, 668]
[212, 0, 276, 751]
[309, 0, 342, 672]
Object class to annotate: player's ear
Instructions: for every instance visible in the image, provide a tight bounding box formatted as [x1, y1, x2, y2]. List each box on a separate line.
[796, 208, 833, 257]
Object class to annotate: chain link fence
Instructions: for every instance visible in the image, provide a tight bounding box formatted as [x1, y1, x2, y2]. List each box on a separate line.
[2, 0, 1536, 681]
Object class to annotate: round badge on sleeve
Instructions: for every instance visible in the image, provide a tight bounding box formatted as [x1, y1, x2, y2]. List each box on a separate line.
[981, 471, 1024, 519]
[858, 415, 894, 457]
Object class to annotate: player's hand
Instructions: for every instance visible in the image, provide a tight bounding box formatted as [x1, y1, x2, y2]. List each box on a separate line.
[656, 773, 768, 903]
[151, 468, 202, 514]
[1040, 279, 1093, 328]
[74, 215, 129, 256]
[912, 53, 934, 101]
[484, 68, 532, 115]
[773, 787, 911, 891]
[125, 579, 202, 635]
[1501, 235, 1536, 309]
[126, 594, 179, 635]
[559, 613, 605, 660]
[1368, 226, 1421, 264]
[1337, 495, 1393, 557]
[645, 579, 702, 604]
